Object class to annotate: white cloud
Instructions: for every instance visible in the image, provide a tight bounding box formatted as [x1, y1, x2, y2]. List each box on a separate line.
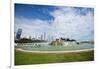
[15, 7, 94, 41]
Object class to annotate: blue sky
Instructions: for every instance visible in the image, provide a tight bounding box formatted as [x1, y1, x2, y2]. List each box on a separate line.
[15, 3, 94, 41]
[15, 4, 56, 22]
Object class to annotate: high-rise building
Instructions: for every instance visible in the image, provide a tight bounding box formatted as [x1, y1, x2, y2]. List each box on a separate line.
[44, 32, 46, 40]
[41, 34, 43, 40]
[14, 32, 16, 40]
[16, 28, 22, 39]
[51, 36, 54, 41]
[29, 36, 31, 39]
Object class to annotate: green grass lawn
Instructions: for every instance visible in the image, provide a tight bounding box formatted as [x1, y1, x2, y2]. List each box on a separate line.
[15, 49, 94, 65]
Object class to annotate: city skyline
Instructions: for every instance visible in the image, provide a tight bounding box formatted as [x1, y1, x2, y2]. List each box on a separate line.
[15, 4, 94, 41]
[15, 29, 54, 41]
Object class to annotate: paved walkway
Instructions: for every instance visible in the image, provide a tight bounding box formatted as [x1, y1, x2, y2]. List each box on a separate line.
[16, 48, 94, 53]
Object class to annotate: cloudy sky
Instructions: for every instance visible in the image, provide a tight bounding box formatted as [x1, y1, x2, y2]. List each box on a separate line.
[15, 4, 94, 41]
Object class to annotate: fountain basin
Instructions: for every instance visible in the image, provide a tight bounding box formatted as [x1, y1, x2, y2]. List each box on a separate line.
[15, 42, 94, 52]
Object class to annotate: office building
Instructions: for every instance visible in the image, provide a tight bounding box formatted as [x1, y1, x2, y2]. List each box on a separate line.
[16, 28, 22, 39]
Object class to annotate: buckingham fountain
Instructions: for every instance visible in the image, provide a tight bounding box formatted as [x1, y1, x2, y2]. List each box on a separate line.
[49, 39, 64, 46]
[15, 38, 94, 52]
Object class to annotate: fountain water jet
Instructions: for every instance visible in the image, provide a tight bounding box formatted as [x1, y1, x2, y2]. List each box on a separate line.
[49, 39, 64, 46]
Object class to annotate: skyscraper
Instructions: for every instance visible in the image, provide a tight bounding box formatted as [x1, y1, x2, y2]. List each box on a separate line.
[14, 32, 16, 40]
[44, 32, 46, 40]
[16, 28, 22, 39]
[41, 34, 43, 40]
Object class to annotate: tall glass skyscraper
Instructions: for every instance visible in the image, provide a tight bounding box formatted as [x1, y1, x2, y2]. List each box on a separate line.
[16, 28, 22, 39]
